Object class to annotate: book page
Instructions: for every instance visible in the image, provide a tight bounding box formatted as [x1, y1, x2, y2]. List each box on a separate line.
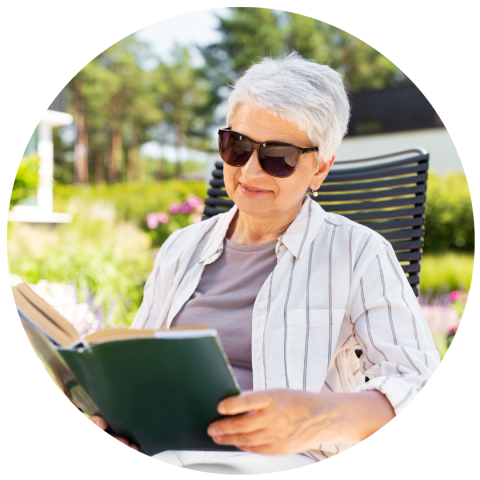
[13, 283, 209, 347]
[16, 283, 79, 341]
[13, 287, 78, 347]
[83, 325, 208, 345]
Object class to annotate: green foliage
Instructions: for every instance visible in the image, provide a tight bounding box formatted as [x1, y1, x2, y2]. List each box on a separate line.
[143, 157, 205, 182]
[154, 45, 216, 154]
[282, 12, 407, 91]
[424, 172, 475, 253]
[66, 36, 163, 183]
[420, 253, 474, 296]
[7, 218, 154, 327]
[10, 154, 40, 209]
[8, 181, 207, 327]
[53, 181, 207, 226]
[200, 7, 408, 111]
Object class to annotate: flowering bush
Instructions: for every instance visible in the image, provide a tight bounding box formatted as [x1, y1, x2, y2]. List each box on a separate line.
[419, 289, 468, 357]
[445, 290, 467, 348]
[145, 195, 204, 247]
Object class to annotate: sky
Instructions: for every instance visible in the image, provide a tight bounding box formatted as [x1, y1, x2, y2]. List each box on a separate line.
[135, 8, 230, 161]
[135, 8, 230, 66]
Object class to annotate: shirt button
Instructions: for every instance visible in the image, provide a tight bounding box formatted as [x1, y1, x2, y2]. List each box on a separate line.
[258, 303, 265, 310]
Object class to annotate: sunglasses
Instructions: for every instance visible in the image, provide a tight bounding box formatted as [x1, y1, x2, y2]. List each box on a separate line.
[218, 128, 319, 178]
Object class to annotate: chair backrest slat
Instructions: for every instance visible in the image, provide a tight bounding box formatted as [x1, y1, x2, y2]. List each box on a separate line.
[314, 184, 427, 202]
[319, 174, 428, 192]
[391, 240, 423, 251]
[203, 149, 429, 296]
[321, 197, 426, 212]
[341, 206, 425, 222]
[380, 228, 424, 240]
[360, 217, 425, 231]
[324, 164, 428, 183]
[325, 152, 428, 172]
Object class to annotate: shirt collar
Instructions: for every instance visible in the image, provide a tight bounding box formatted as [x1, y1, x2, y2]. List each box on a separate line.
[199, 195, 325, 263]
[279, 195, 325, 261]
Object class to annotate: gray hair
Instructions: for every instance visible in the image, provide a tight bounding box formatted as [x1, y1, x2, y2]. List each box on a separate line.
[226, 52, 351, 162]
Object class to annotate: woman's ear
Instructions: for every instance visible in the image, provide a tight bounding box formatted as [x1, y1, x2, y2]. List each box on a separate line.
[314, 153, 337, 188]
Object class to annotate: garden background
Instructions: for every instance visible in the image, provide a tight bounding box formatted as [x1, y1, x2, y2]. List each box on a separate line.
[7, 8, 474, 359]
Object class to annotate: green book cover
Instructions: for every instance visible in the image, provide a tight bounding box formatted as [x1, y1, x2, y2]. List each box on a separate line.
[14, 284, 241, 456]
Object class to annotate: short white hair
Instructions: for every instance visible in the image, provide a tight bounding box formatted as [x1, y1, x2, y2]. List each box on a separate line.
[226, 52, 351, 162]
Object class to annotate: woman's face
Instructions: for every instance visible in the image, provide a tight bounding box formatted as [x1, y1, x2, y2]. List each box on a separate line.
[224, 104, 334, 220]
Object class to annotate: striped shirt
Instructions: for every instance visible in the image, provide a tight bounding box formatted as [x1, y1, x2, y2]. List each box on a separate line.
[131, 195, 440, 459]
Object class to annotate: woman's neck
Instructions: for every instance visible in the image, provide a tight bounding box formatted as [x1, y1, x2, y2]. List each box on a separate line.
[226, 200, 304, 245]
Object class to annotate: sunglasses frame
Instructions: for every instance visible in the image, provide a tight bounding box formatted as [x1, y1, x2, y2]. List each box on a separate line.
[218, 128, 319, 178]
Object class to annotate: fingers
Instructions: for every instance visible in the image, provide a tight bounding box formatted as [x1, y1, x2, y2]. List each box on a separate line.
[90, 415, 108, 430]
[113, 436, 139, 450]
[211, 429, 271, 448]
[218, 391, 272, 416]
[208, 411, 268, 437]
[90, 415, 139, 450]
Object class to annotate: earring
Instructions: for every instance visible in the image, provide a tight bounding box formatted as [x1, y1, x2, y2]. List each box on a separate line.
[312, 186, 318, 197]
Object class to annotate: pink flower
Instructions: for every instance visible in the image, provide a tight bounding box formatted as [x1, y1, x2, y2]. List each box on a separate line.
[446, 324, 458, 336]
[169, 203, 181, 214]
[186, 195, 203, 208]
[146, 212, 160, 229]
[448, 291, 461, 302]
[157, 212, 169, 224]
[179, 203, 192, 214]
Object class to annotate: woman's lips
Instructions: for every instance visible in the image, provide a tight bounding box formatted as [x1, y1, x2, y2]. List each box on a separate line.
[239, 183, 271, 197]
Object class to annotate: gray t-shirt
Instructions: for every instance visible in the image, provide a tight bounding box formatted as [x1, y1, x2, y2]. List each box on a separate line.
[171, 237, 278, 391]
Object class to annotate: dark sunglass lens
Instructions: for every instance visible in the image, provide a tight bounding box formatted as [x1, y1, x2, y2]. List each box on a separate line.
[220, 132, 252, 167]
[259, 146, 298, 177]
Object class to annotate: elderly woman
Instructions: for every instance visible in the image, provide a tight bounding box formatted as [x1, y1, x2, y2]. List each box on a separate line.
[92, 53, 440, 473]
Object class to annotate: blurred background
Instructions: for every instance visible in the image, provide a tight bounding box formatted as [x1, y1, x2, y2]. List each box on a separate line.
[7, 8, 473, 356]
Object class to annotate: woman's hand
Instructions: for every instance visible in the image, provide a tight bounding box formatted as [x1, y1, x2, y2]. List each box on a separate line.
[207, 389, 394, 456]
[89, 415, 139, 451]
[207, 389, 332, 455]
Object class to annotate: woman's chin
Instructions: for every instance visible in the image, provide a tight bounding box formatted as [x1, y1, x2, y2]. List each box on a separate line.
[234, 197, 275, 218]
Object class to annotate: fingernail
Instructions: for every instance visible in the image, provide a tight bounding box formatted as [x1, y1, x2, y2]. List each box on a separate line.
[213, 436, 222, 443]
[208, 426, 216, 436]
[218, 405, 226, 414]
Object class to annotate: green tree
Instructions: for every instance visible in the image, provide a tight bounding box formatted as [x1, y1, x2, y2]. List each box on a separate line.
[199, 7, 410, 116]
[283, 12, 332, 63]
[153, 45, 215, 178]
[199, 7, 285, 114]
[67, 37, 162, 184]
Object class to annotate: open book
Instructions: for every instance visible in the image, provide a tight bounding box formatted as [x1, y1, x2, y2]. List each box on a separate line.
[13, 283, 240, 455]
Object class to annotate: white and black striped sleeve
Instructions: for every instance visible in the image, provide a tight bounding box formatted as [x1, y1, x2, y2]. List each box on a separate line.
[347, 241, 441, 415]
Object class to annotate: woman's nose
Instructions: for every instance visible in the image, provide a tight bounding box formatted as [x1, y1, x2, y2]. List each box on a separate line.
[242, 148, 265, 178]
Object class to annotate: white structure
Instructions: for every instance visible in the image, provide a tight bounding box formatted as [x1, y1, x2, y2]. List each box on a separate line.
[337, 127, 463, 173]
[9, 109, 73, 223]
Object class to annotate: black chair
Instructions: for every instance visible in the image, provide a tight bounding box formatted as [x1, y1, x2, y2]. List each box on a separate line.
[203, 148, 429, 297]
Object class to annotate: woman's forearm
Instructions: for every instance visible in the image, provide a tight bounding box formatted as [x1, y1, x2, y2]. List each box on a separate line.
[310, 391, 396, 445]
